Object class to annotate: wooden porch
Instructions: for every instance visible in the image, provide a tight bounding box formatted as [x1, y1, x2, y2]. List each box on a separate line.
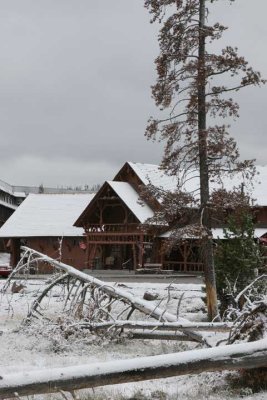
[162, 261, 203, 273]
[159, 239, 204, 273]
[84, 223, 152, 270]
[83, 225, 204, 273]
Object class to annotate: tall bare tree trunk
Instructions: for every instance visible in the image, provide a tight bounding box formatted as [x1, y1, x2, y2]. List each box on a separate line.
[198, 0, 218, 320]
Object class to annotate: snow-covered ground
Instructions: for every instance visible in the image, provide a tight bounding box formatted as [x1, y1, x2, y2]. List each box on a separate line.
[0, 278, 266, 400]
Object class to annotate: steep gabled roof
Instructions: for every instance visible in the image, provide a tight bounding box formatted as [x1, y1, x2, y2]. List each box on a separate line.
[74, 181, 154, 226]
[114, 161, 178, 192]
[127, 162, 178, 191]
[108, 181, 154, 223]
[0, 193, 94, 238]
[75, 162, 267, 230]
[116, 162, 267, 207]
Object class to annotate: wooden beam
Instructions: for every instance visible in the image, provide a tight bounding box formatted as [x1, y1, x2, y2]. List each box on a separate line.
[138, 234, 144, 268]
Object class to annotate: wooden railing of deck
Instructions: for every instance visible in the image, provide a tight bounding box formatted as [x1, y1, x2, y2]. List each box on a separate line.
[85, 223, 141, 234]
[163, 261, 204, 272]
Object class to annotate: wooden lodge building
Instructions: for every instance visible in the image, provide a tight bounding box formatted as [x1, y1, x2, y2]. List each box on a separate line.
[74, 162, 200, 271]
[0, 180, 95, 266]
[74, 162, 267, 272]
[1, 161, 267, 272]
[74, 180, 156, 271]
[0, 193, 94, 270]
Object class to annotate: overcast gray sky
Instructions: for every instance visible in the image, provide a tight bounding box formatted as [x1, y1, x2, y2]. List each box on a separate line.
[0, 0, 266, 187]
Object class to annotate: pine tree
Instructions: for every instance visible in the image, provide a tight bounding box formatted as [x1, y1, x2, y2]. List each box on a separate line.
[144, 0, 265, 319]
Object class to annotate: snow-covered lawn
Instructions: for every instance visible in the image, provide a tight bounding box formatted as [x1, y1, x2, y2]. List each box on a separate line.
[0, 278, 266, 400]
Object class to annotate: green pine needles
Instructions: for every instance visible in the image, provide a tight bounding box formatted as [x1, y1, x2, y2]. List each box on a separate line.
[215, 212, 264, 312]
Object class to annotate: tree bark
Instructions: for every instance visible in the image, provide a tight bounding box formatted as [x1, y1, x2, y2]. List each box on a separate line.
[198, 0, 218, 320]
[0, 338, 266, 398]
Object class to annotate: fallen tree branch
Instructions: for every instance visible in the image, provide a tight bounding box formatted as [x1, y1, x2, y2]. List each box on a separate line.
[235, 274, 267, 305]
[0, 338, 266, 398]
[72, 320, 232, 332]
[27, 273, 69, 320]
[14, 247, 204, 344]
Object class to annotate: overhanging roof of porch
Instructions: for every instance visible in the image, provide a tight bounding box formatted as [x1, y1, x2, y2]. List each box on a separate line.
[158, 227, 267, 240]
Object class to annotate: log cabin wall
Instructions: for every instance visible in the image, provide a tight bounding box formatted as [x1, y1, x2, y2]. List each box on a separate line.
[22, 237, 87, 272]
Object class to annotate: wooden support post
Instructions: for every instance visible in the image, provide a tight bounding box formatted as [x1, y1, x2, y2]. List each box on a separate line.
[138, 235, 144, 268]
[160, 241, 165, 270]
[183, 242, 188, 272]
[10, 238, 21, 267]
[132, 243, 137, 271]
[85, 235, 90, 268]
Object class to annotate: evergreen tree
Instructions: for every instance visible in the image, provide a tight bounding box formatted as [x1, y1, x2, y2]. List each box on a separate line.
[215, 212, 264, 312]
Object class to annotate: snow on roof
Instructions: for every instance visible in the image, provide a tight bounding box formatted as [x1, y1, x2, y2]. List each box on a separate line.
[0, 193, 95, 238]
[159, 227, 267, 240]
[128, 162, 267, 206]
[128, 162, 178, 192]
[13, 192, 26, 198]
[107, 181, 154, 223]
[212, 227, 267, 239]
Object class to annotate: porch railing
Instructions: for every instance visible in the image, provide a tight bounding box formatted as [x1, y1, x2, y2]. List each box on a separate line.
[163, 261, 204, 272]
[85, 223, 141, 234]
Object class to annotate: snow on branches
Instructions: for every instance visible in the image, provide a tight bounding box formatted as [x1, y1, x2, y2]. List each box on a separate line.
[1, 247, 206, 347]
